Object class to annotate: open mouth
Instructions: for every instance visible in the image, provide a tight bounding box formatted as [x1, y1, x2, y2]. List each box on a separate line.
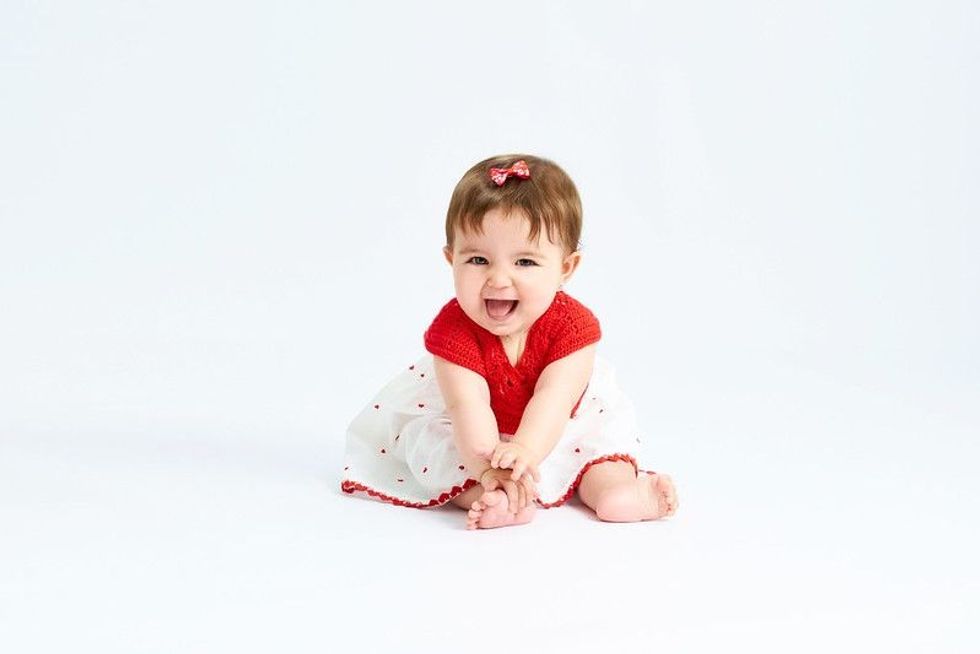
[485, 299, 518, 321]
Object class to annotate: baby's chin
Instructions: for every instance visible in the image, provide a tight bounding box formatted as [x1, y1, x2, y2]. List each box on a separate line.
[483, 322, 522, 337]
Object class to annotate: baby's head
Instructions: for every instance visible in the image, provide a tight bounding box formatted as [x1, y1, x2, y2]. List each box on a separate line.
[444, 154, 582, 257]
[442, 154, 584, 338]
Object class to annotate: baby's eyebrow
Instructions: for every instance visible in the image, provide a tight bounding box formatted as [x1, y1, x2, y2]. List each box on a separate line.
[458, 246, 544, 257]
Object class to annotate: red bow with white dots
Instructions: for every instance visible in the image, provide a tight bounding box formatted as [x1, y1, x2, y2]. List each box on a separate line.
[489, 160, 531, 186]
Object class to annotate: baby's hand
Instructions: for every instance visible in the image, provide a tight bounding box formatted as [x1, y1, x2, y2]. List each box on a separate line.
[479, 468, 538, 513]
[491, 441, 541, 483]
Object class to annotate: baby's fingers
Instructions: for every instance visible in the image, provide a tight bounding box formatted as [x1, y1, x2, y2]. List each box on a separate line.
[511, 459, 540, 483]
[481, 473, 499, 492]
[499, 451, 518, 470]
[501, 479, 520, 513]
[519, 476, 539, 502]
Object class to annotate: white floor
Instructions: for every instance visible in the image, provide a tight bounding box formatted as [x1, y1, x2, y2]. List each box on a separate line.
[3, 358, 977, 653]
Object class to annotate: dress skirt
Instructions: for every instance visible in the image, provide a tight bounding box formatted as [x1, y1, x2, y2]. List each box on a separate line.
[340, 353, 646, 509]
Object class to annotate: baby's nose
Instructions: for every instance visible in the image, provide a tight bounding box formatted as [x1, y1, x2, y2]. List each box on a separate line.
[485, 268, 511, 288]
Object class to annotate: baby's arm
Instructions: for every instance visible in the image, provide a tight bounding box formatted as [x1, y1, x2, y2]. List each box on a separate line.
[432, 355, 500, 479]
[495, 344, 597, 479]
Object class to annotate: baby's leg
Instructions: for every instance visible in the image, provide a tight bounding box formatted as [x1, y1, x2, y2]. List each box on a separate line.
[450, 485, 536, 530]
[577, 460, 678, 522]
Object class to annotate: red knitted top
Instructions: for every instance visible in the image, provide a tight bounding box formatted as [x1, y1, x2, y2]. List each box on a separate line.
[423, 291, 602, 435]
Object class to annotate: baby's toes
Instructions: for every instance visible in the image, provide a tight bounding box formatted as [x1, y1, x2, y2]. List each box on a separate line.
[466, 502, 485, 529]
[657, 474, 678, 515]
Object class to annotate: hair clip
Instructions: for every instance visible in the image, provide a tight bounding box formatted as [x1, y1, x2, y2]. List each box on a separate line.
[489, 160, 531, 186]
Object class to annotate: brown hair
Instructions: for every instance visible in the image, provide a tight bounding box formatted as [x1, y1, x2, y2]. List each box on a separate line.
[445, 154, 582, 255]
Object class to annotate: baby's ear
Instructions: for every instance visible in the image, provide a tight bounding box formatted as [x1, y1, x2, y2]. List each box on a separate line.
[443, 246, 454, 265]
[562, 250, 582, 279]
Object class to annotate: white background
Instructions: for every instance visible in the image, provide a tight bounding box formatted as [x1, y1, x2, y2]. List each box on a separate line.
[2, 1, 978, 652]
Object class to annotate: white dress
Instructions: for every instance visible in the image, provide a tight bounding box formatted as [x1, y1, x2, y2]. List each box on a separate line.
[340, 351, 649, 508]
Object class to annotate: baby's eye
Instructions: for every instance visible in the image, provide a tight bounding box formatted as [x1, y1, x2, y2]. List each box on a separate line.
[516, 259, 538, 267]
[467, 256, 489, 265]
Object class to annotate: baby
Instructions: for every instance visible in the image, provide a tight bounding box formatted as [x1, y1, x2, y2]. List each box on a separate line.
[341, 154, 678, 529]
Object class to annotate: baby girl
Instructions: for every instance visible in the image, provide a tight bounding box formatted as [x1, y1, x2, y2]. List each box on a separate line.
[341, 154, 678, 529]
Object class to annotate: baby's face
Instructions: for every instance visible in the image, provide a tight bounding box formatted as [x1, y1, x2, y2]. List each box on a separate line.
[443, 207, 580, 341]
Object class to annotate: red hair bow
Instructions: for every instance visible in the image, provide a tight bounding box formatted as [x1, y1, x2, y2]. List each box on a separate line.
[489, 160, 531, 186]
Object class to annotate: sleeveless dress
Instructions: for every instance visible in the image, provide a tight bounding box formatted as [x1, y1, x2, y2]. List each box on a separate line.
[340, 292, 647, 508]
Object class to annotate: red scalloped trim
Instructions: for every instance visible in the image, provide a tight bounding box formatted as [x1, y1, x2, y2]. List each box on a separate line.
[341, 478, 479, 509]
[340, 453, 649, 511]
[536, 453, 642, 509]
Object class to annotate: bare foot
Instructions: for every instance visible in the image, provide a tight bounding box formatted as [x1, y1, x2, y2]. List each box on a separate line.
[465, 490, 537, 530]
[594, 472, 679, 522]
